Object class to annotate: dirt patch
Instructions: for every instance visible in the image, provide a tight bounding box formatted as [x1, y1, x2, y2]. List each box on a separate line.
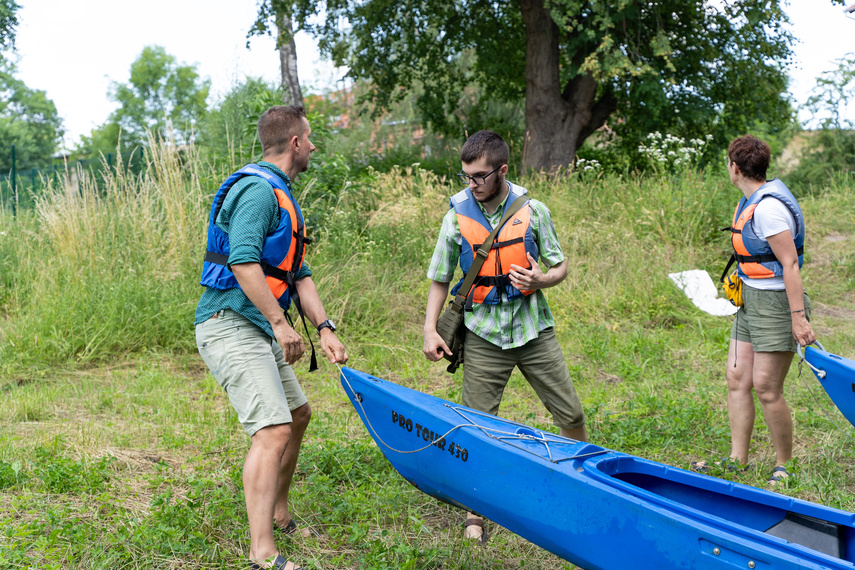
[778, 131, 818, 174]
[811, 302, 855, 321]
[825, 232, 849, 243]
[597, 371, 623, 385]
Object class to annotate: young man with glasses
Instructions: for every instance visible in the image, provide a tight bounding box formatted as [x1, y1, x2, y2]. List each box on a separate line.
[422, 130, 587, 543]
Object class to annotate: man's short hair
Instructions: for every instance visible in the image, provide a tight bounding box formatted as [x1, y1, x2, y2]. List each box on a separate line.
[728, 135, 770, 182]
[461, 130, 509, 169]
[257, 105, 307, 156]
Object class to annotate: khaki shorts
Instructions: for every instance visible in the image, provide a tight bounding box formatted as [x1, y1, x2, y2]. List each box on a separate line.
[462, 327, 585, 430]
[196, 309, 308, 436]
[731, 286, 812, 353]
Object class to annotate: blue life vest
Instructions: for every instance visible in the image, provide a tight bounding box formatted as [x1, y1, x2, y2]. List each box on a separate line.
[731, 178, 804, 280]
[450, 183, 539, 305]
[200, 164, 308, 311]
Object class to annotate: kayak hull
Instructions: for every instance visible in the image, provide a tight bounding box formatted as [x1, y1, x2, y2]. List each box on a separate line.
[805, 345, 855, 429]
[340, 366, 855, 570]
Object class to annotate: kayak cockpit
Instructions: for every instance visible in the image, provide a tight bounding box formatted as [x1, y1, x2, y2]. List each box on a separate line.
[589, 455, 855, 563]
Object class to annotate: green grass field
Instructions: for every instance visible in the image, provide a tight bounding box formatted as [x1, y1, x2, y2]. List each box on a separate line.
[1, 147, 854, 569]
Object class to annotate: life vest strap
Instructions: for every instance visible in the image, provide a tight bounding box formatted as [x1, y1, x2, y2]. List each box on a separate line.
[473, 237, 525, 251]
[205, 251, 230, 266]
[464, 275, 513, 311]
[261, 261, 296, 283]
[736, 245, 804, 265]
[206, 250, 298, 284]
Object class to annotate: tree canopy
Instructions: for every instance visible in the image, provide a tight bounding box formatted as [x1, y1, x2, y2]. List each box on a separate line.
[80, 46, 210, 155]
[0, 0, 18, 49]
[292, 0, 803, 170]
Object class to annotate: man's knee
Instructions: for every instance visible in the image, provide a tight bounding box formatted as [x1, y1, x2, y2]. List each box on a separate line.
[252, 423, 292, 454]
[292, 402, 312, 429]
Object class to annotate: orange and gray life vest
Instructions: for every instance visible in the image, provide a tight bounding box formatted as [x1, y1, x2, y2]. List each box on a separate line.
[730, 178, 804, 280]
[200, 164, 309, 311]
[450, 183, 539, 306]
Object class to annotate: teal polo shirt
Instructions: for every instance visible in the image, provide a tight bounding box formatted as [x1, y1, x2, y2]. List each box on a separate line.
[194, 161, 311, 338]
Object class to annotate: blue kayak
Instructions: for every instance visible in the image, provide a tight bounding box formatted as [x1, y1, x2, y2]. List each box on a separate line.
[803, 345, 855, 429]
[340, 366, 855, 570]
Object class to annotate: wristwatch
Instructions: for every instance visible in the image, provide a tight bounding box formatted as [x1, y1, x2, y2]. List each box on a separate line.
[317, 319, 336, 335]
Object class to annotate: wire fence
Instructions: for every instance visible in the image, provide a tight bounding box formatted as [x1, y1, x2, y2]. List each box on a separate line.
[0, 152, 143, 215]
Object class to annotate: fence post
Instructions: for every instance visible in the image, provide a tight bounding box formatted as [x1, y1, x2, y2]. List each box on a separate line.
[11, 144, 16, 217]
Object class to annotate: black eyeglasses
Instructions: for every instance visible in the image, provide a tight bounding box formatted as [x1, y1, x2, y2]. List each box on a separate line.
[457, 165, 501, 186]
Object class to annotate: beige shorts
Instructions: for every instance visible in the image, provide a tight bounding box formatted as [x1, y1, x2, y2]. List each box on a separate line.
[196, 309, 308, 436]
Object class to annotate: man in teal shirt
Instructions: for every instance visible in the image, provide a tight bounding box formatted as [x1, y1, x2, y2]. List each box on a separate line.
[423, 130, 587, 542]
[195, 106, 347, 570]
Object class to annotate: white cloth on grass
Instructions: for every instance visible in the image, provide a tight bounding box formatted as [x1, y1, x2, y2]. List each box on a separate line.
[668, 269, 738, 317]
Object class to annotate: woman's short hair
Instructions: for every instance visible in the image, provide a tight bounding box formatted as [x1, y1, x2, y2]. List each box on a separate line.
[257, 106, 307, 156]
[461, 130, 509, 169]
[728, 135, 770, 182]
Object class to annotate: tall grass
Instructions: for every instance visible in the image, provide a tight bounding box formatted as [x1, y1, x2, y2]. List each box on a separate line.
[0, 142, 209, 374]
[1, 143, 855, 568]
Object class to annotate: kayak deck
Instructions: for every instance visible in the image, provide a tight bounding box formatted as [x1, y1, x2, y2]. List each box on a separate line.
[341, 366, 855, 568]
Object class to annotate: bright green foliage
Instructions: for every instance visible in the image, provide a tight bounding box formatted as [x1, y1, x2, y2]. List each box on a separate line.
[197, 77, 283, 168]
[79, 46, 210, 155]
[294, 0, 798, 168]
[0, 59, 64, 171]
[0, 0, 18, 49]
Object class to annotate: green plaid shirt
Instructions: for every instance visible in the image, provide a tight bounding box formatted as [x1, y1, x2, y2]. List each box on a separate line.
[427, 185, 563, 349]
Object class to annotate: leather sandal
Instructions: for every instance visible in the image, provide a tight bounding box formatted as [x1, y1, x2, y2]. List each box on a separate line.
[276, 518, 320, 538]
[248, 553, 303, 570]
[767, 465, 792, 485]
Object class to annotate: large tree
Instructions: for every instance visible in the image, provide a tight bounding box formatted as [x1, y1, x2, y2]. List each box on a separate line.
[82, 46, 210, 154]
[293, 0, 805, 170]
[249, 1, 304, 106]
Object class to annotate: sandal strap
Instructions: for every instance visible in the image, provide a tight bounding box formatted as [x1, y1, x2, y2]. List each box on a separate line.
[463, 518, 484, 529]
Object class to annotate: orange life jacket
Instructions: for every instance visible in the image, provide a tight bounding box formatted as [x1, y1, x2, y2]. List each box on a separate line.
[450, 183, 539, 305]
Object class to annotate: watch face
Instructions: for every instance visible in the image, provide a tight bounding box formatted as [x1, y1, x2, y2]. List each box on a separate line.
[319, 319, 336, 332]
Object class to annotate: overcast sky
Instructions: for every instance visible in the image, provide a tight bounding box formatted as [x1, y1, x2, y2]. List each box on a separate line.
[11, 0, 855, 149]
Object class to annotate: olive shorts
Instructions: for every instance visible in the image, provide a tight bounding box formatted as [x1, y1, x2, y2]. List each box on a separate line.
[461, 327, 585, 430]
[731, 286, 812, 353]
[196, 309, 308, 436]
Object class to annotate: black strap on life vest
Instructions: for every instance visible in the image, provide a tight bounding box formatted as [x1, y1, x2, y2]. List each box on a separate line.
[720, 245, 805, 284]
[284, 281, 319, 373]
[204, 250, 299, 286]
[464, 275, 515, 311]
[736, 246, 804, 265]
[472, 236, 525, 251]
[719, 253, 737, 284]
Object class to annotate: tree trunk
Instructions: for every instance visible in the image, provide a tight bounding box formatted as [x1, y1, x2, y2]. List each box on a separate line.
[278, 11, 303, 107]
[517, 0, 616, 171]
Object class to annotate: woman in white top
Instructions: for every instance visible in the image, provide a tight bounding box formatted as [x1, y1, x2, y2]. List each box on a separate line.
[721, 134, 815, 485]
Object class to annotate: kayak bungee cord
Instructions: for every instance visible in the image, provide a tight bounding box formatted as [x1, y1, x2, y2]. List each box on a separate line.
[337, 362, 480, 454]
[337, 363, 608, 463]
